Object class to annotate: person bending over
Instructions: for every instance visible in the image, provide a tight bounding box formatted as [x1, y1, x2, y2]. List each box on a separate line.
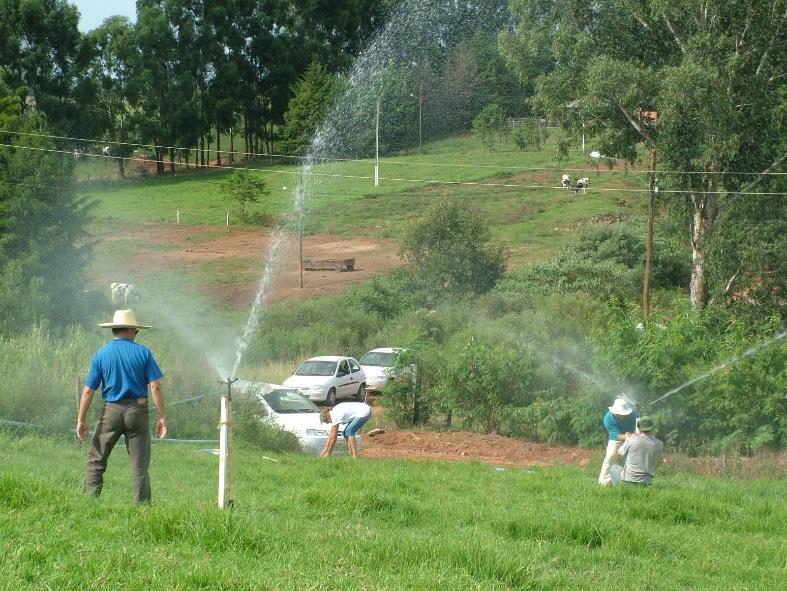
[319, 402, 372, 459]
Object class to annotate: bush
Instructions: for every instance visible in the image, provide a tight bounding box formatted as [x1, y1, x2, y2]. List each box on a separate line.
[432, 331, 537, 434]
[495, 252, 640, 299]
[247, 295, 383, 363]
[399, 197, 508, 298]
[591, 303, 787, 452]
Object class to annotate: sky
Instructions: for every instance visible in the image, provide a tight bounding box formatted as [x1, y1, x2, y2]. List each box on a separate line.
[71, 0, 137, 32]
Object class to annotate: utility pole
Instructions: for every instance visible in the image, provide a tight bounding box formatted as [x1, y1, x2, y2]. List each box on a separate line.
[643, 147, 657, 318]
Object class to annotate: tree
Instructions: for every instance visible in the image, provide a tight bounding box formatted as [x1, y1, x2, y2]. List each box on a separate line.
[472, 102, 506, 152]
[0, 78, 91, 334]
[438, 333, 536, 434]
[279, 61, 337, 156]
[398, 197, 508, 298]
[85, 17, 137, 177]
[0, 0, 94, 136]
[221, 169, 269, 223]
[504, 0, 787, 312]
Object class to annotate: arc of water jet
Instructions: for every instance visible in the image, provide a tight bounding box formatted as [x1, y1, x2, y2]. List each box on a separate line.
[648, 329, 787, 407]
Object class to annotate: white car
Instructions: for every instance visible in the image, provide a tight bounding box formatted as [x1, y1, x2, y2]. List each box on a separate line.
[282, 356, 366, 405]
[359, 347, 407, 393]
[233, 381, 355, 455]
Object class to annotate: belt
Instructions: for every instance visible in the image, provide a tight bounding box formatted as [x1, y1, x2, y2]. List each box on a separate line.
[106, 398, 148, 405]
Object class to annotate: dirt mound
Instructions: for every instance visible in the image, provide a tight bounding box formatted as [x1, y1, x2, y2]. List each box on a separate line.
[363, 429, 594, 468]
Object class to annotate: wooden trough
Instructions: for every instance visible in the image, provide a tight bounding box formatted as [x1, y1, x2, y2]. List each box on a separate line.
[303, 257, 355, 272]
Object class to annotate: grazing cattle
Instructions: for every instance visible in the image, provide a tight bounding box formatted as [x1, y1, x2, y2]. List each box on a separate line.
[562, 174, 571, 190]
[575, 177, 590, 194]
[102, 146, 111, 157]
[110, 282, 140, 306]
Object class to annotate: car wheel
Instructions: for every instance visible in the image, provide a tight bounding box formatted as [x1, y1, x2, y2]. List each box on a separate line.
[326, 388, 336, 407]
[356, 384, 365, 401]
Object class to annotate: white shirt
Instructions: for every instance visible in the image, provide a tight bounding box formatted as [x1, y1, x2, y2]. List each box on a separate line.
[329, 402, 371, 427]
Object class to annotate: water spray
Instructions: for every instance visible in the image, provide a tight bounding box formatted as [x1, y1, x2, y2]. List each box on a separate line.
[648, 329, 787, 407]
[218, 377, 238, 509]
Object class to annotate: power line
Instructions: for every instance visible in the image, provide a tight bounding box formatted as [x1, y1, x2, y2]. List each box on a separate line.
[1, 142, 785, 197]
[4, 129, 787, 177]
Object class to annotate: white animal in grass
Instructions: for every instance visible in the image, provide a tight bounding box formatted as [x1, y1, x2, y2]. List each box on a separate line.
[110, 283, 140, 306]
[561, 174, 571, 190]
[575, 177, 590, 194]
[102, 146, 111, 157]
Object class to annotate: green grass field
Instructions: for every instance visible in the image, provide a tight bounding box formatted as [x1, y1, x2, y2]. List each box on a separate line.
[76, 135, 647, 298]
[77, 135, 645, 243]
[1, 435, 784, 590]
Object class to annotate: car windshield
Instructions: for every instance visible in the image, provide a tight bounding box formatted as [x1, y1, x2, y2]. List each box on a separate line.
[264, 390, 319, 414]
[360, 352, 398, 367]
[294, 360, 337, 376]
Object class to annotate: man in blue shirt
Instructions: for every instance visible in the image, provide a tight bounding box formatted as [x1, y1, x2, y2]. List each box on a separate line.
[77, 309, 166, 502]
[598, 397, 638, 486]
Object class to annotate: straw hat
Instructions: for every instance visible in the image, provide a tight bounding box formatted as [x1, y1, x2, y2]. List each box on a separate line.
[608, 398, 633, 415]
[98, 309, 152, 329]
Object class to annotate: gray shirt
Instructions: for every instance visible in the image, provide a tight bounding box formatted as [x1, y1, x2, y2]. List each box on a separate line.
[618, 433, 664, 484]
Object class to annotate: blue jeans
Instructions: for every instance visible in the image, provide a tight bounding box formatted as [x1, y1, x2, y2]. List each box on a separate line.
[343, 413, 371, 437]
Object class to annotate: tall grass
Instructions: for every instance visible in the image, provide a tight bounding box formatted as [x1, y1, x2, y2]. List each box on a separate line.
[0, 434, 784, 590]
[0, 326, 222, 440]
[0, 325, 97, 434]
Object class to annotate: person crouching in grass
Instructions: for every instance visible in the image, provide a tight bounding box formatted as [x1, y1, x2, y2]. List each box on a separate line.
[618, 416, 664, 486]
[319, 402, 372, 458]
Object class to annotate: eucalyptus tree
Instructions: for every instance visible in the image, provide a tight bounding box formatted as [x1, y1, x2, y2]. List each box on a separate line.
[85, 17, 137, 177]
[503, 0, 786, 312]
[133, 1, 179, 173]
[0, 0, 95, 136]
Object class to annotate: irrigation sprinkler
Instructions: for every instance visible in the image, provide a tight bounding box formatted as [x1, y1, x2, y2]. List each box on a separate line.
[218, 377, 238, 509]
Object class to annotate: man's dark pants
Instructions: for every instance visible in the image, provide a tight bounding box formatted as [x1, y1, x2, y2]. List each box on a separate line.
[84, 399, 152, 502]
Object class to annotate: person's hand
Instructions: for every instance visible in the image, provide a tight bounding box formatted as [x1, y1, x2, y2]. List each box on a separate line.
[156, 417, 167, 439]
[76, 420, 88, 441]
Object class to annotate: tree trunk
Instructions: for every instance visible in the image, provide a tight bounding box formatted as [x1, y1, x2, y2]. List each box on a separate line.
[642, 148, 656, 317]
[216, 127, 222, 167]
[118, 114, 126, 178]
[244, 112, 250, 157]
[155, 147, 164, 175]
[689, 173, 720, 309]
[230, 128, 234, 164]
[200, 135, 205, 167]
[169, 147, 175, 173]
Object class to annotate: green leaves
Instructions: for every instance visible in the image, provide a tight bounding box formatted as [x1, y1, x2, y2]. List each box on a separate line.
[221, 169, 269, 224]
[398, 196, 508, 298]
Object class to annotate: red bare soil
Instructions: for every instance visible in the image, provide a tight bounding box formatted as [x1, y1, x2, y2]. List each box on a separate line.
[118, 224, 401, 308]
[362, 429, 594, 468]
